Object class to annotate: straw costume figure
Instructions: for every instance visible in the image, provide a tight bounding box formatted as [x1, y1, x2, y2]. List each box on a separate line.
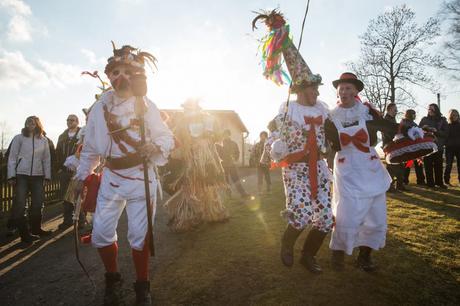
[164, 99, 228, 232]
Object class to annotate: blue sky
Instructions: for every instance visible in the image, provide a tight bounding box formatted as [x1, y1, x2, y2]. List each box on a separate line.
[0, 0, 458, 145]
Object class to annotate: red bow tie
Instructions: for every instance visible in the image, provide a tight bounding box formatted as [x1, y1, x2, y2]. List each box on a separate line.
[339, 128, 370, 153]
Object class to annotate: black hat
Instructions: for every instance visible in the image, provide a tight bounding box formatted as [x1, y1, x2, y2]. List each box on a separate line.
[332, 72, 364, 92]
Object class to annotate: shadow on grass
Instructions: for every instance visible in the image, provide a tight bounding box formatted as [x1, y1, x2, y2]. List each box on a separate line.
[389, 189, 460, 221]
[149, 178, 460, 306]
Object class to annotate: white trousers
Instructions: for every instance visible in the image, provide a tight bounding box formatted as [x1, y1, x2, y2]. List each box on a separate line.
[91, 192, 156, 250]
[329, 192, 387, 255]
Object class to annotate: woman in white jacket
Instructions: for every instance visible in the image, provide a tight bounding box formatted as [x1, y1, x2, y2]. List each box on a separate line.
[7, 116, 52, 242]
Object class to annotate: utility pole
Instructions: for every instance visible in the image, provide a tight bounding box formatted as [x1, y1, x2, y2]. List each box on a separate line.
[437, 93, 441, 112]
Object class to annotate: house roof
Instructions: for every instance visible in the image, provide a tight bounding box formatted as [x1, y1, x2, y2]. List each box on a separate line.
[161, 109, 249, 133]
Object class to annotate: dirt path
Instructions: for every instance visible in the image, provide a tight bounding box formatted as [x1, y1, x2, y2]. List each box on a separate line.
[0, 168, 263, 306]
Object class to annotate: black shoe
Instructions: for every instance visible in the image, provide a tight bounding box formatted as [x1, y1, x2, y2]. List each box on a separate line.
[331, 250, 345, 271]
[356, 246, 377, 272]
[30, 228, 53, 237]
[104, 272, 124, 306]
[15, 218, 40, 243]
[437, 184, 448, 189]
[134, 281, 152, 306]
[299, 254, 322, 274]
[58, 221, 73, 230]
[427, 183, 435, 189]
[280, 246, 294, 267]
[30, 215, 53, 237]
[280, 225, 303, 267]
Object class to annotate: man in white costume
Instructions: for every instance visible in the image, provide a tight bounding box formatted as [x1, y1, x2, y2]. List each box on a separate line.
[326, 72, 397, 272]
[75, 44, 174, 305]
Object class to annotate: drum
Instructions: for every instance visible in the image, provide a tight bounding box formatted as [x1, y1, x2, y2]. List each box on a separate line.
[383, 135, 437, 164]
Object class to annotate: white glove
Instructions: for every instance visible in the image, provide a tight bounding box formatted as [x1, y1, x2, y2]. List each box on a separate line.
[271, 139, 288, 162]
[63, 155, 80, 171]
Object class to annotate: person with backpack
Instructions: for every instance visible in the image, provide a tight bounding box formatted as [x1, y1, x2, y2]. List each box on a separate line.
[7, 116, 52, 243]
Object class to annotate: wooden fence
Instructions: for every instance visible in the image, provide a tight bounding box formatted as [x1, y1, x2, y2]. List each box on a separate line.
[1, 178, 62, 214]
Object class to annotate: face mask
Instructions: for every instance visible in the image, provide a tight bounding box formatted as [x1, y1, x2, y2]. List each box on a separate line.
[111, 75, 130, 91]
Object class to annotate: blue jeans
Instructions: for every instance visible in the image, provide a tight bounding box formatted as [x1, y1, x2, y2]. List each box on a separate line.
[12, 175, 45, 220]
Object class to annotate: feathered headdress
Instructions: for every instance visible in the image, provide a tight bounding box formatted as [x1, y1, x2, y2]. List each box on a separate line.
[104, 41, 157, 74]
[252, 9, 322, 92]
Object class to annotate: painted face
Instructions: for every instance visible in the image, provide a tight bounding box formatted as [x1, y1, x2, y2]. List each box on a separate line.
[108, 65, 134, 91]
[297, 85, 319, 106]
[338, 83, 359, 106]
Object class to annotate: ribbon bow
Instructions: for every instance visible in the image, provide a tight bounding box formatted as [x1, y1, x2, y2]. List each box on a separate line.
[339, 128, 370, 153]
[271, 115, 323, 200]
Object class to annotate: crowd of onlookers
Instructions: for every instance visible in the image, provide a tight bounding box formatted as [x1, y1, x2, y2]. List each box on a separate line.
[382, 103, 460, 191]
[2, 114, 84, 243]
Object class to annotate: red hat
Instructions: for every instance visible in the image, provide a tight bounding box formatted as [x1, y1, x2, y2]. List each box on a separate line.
[332, 72, 364, 92]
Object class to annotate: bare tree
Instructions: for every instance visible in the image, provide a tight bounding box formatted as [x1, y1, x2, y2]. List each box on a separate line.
[440, 0, 460, 80]
[348, 5, 442, 111]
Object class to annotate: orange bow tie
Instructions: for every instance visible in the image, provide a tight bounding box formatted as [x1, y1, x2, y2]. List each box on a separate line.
[339, 128, 370, 153]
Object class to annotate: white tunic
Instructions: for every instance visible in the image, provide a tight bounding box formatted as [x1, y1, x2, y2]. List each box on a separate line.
[75, 90, 174, 249]
[76, 90, 174, 200]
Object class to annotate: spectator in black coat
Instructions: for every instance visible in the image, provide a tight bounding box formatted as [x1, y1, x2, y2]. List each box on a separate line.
[419, 104, 449, 188]
[383, 103, 405, 191]
[252, 131, 271, 194]
[215, 129, 249, 199]
[55, 114, 81, 229]
[444, 109, 460, 185]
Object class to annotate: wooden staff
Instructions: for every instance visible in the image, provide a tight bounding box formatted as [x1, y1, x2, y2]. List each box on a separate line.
[131, 74, 155, 257]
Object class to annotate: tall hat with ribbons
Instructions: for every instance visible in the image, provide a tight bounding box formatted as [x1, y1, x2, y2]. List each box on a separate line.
[104, 41, 157, 75]
[252, 9, 322, 93]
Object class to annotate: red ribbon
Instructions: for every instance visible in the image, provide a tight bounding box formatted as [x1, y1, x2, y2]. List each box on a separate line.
[304, 116, 322, 199]
[271, 116, 323, 199]
[339, 128, 370, 153]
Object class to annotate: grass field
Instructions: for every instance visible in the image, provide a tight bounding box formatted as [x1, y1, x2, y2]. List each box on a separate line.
[150, 171, 459, 306]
